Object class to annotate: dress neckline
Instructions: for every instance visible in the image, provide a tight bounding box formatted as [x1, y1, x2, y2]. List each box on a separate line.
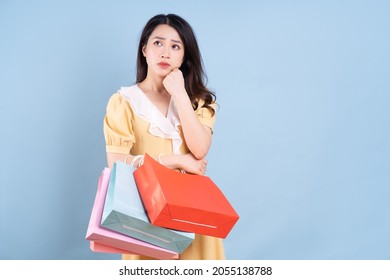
[135, 84, 172, 119]
[118, 85, 183, 155]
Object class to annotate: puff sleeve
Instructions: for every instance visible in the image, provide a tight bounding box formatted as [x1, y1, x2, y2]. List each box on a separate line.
[195, 100, 217, 132]
[103, 93, 135, 154]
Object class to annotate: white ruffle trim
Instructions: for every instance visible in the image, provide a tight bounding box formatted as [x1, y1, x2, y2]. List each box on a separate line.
[119, 85, 182, 155]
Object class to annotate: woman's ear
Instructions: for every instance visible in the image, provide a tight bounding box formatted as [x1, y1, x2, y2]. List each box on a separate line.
[142, 45, 147, 57]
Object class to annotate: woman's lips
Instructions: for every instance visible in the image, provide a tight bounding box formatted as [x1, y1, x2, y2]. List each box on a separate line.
[158, 62, 170, 69]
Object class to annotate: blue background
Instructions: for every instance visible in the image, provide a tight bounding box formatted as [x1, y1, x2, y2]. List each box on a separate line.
[1, 0, 389, 260]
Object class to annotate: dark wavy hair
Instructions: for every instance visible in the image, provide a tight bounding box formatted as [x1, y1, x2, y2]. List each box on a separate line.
[136, 14, 216, 114]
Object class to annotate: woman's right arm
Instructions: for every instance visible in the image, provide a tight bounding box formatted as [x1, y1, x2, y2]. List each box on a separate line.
[104, 93, 137, 168]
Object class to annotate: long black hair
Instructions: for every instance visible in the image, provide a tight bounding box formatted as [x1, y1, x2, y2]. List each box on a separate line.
[136, 14, 216, 114]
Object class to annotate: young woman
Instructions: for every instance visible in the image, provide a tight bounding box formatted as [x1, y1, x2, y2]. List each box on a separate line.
[103, 14, 224, 259]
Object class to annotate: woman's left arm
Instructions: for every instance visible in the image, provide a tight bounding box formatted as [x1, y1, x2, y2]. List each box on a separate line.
[163, 69, 212, 159]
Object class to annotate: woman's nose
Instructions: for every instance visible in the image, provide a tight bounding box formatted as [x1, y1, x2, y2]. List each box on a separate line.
[160, 47, 170, 59]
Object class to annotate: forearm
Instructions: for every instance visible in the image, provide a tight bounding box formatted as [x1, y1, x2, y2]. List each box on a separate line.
[107, 152, 207, 175]
[160, 153, 207, 175]
[107, 153, 184, 170]
[173, 94, 212, 159]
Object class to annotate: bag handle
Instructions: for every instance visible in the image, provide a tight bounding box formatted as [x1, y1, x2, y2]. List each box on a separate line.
[124, 155, 145, 168]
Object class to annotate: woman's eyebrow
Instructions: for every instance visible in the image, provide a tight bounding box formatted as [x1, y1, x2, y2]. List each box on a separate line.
[152, 36, 183, 44]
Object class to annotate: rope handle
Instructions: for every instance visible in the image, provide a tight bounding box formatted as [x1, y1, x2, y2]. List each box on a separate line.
[124, 154, 145, 168]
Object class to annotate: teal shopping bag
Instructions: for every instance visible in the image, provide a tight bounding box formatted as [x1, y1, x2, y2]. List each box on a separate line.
[101, 160, 194, 254]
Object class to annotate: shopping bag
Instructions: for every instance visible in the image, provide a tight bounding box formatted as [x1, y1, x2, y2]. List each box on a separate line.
[100, 161, 194, 253]
[85, 167, 179, 260]
[134, 154, 240, 238]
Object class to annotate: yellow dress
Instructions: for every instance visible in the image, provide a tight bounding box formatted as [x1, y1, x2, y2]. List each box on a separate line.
[103, 85, 225, 260]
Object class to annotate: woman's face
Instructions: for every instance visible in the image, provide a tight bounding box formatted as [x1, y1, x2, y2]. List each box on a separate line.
[142, 24, 185, 78]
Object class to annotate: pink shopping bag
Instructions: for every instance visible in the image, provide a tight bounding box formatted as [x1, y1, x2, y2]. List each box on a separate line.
[89, 241, 137, 255]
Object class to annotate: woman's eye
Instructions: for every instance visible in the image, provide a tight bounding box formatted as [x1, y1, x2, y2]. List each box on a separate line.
[154, 41, 162, 46]
[172, 44, 180, 50]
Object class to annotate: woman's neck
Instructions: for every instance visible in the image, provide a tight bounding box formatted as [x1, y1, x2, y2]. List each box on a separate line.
[138, 74, 167, 95]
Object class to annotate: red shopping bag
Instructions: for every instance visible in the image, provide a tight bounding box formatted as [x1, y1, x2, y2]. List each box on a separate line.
[133, 154, 239, 238]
